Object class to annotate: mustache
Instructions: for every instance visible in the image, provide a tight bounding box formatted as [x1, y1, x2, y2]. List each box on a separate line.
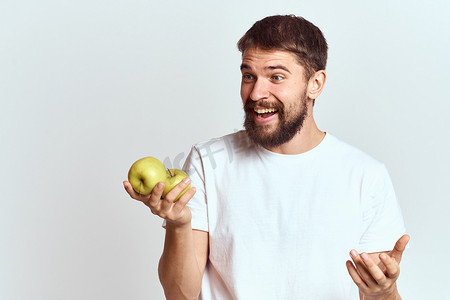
[243, 99, 284, 113]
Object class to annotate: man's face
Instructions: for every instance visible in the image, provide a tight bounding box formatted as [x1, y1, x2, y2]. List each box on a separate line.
[240, 48, 310, 149]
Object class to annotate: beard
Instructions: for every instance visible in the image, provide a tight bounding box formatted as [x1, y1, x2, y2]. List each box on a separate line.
[243, 93, 309, 149]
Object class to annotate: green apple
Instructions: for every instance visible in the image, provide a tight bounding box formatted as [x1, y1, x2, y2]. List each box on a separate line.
[162, 168, 190, 201]
[127, 156, 190, 201]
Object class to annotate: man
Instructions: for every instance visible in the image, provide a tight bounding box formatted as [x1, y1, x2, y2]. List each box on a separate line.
[124, 15, 409, 300]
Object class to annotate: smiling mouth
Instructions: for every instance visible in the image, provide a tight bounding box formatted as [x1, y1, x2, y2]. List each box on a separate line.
[254, 107, 278, 119]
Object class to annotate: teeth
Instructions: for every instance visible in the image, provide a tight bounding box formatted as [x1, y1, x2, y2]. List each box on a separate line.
[254, 108, 277, 114]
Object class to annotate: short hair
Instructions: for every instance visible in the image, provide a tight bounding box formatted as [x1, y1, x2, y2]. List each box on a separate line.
[237, 15, 328, 79]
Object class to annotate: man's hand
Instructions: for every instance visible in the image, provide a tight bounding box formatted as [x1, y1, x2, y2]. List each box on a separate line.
[346, 234, 410, 300]
[123, 178, 196, 227]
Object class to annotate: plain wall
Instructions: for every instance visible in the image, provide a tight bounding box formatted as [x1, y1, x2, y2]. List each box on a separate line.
[1, 0, 449, 299]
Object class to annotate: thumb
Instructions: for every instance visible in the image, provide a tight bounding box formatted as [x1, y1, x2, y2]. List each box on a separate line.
[390, 234, 410, 263]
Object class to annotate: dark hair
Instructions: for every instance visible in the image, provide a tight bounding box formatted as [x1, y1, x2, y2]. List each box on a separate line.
[237, 15, 328, 79]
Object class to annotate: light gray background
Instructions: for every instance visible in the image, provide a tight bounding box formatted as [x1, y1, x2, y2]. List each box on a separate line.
[1, 0, 449, 299]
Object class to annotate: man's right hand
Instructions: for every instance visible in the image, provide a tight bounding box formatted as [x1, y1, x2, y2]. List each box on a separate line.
[124, 177, 207, 299]
[123, 178, 196, 227]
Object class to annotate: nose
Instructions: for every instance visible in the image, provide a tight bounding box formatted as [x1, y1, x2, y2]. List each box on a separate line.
[249, 78, 269, 101]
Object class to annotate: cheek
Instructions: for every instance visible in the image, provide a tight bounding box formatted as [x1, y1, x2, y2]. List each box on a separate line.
[270, 87, 291, 105]
[275, 84, 305, 102]
[240, 84, 250, 102]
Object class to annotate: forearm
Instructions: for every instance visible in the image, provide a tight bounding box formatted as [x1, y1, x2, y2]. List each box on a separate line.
[159, 222, 202, 300]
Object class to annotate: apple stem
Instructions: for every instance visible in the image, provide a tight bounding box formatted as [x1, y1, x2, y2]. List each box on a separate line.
[167, 168, 174, 177]
[139, 181, 142, 194]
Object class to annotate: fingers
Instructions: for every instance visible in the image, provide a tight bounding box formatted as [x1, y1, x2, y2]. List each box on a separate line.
[123, 181, 148, 200]
[360, 252, 388, 285]
[124, 178, 195, 225]
[349, 250, 378, 287]
[347, 249, 401, 297]
[348, 244, 406, 297]
[158, 178, 190, 213]
[164, 177, 191, 203]
[148, 182, 165, 206]
[346, 260, 368, 289]
[380, 253, 400, 279]
[173, 186, 196, 213]
[390, 234, 410, 263]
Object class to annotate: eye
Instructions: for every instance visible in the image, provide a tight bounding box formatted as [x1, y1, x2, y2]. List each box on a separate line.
[242, 74, 255, 82]
[272, 74, 284, 81]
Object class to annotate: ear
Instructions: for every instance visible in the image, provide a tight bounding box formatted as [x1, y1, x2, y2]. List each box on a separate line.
[307, 70, 326, 100]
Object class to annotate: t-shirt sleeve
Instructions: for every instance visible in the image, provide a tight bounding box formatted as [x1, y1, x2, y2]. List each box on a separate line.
[162, 145, 209, 232]
[358, 164, 408, 253]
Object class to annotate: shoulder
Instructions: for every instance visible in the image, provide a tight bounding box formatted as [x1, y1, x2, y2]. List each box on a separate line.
[194, 130, 251, 148]
[182, 131, 255, 181]
[324, 133, 389, 180]
[327, 133, 384, 166]
[192, 130, 255, 159]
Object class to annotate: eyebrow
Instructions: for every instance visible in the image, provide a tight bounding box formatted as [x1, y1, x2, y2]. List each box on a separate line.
[240, 63, 291, 74]
[240, 63, 251, 70]
[267, 65, 291, 74]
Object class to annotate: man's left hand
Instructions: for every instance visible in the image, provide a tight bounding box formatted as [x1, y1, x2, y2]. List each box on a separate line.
[346, 234, 410, 300]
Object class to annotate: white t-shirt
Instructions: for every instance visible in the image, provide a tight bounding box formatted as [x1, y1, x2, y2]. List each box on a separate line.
[182, 131, 406, 300]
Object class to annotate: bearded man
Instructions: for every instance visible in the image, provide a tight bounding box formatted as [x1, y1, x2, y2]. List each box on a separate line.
[124, 15, 409, 300]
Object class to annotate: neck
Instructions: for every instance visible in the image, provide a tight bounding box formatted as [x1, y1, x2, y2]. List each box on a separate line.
[266, 116, 325, 155]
